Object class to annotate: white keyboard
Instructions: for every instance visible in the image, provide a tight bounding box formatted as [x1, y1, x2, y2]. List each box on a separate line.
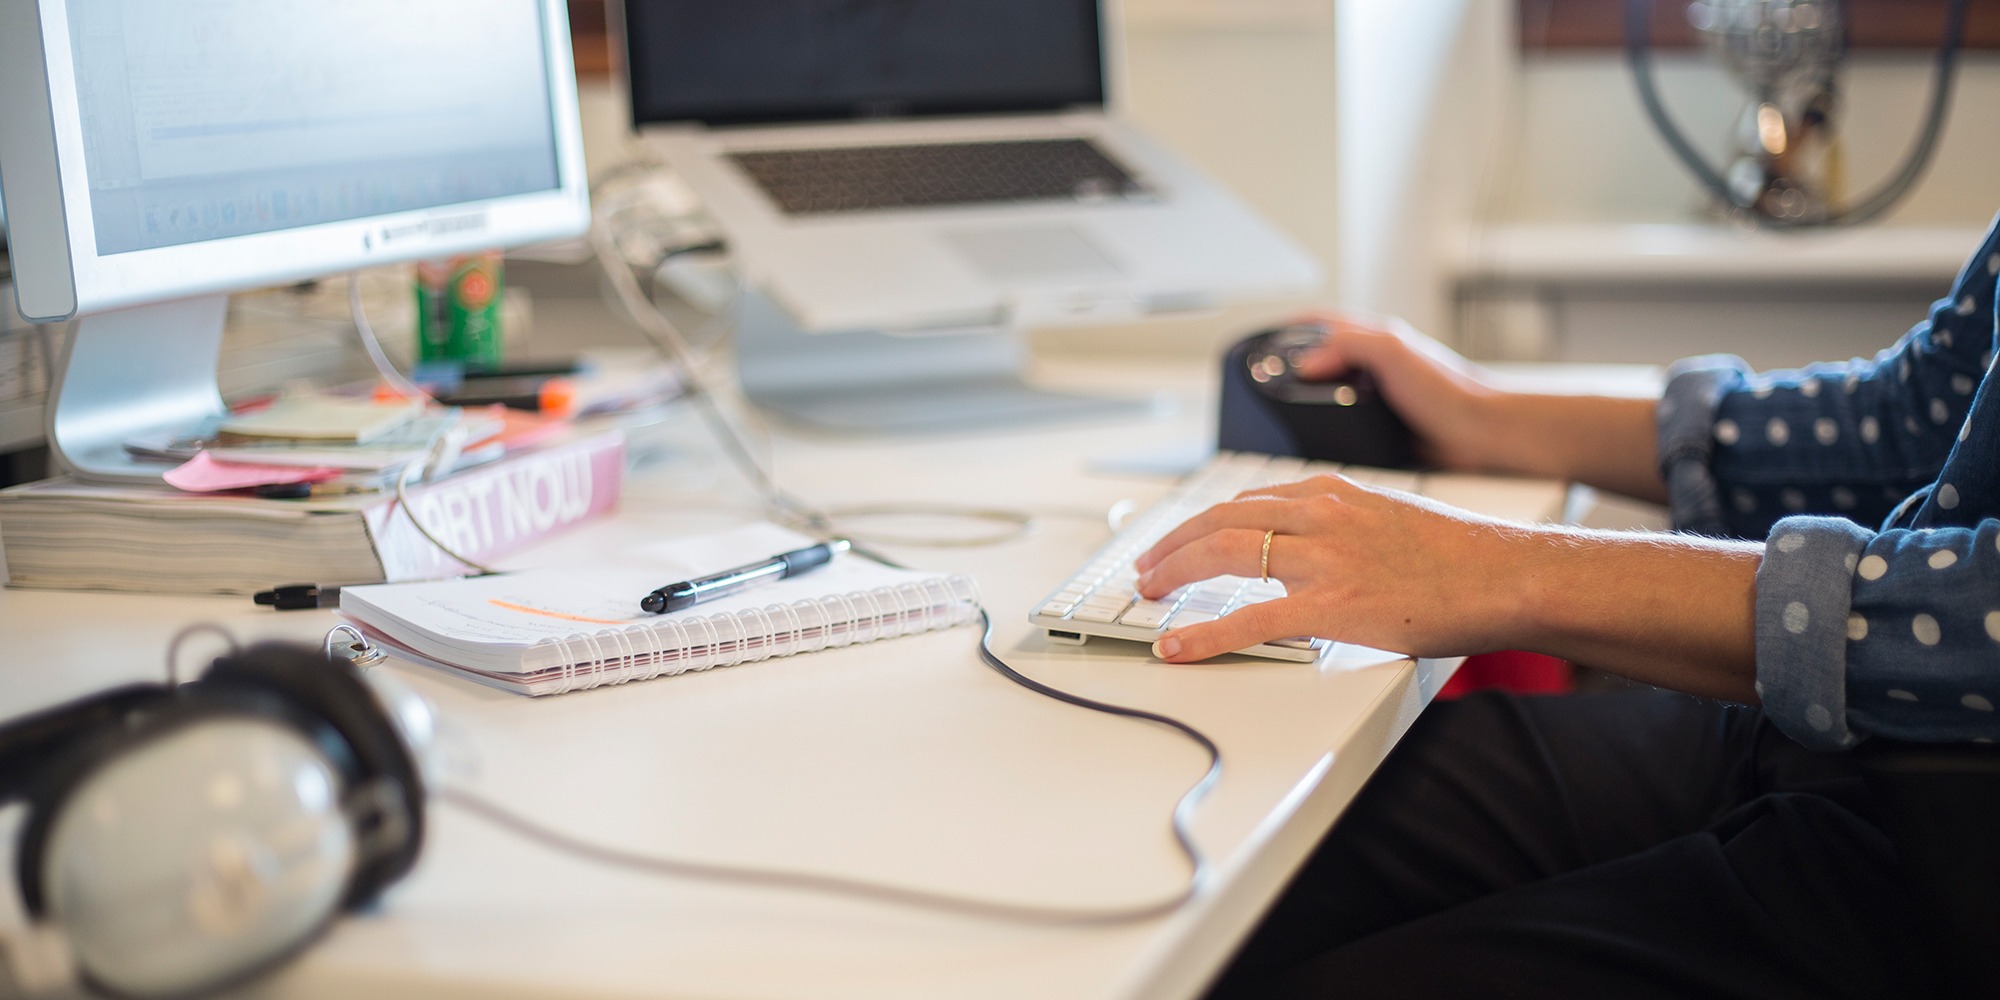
[1030, 451, 1425, 662]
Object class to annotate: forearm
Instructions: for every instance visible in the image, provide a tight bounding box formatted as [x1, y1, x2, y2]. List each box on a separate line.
[1494, 526, 1763, 702]
[1465, 393, 1668, 504]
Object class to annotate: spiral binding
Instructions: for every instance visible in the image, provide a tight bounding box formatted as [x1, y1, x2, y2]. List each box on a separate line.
[520, 575, 981, 695]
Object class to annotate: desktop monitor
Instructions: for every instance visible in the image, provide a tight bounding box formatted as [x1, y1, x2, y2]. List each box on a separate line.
[0, 0, 591, 481]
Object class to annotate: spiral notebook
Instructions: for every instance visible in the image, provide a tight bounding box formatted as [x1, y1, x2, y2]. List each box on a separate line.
[338, 523, 981, 696]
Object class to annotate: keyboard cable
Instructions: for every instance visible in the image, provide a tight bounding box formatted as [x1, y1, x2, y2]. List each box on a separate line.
[405, 198, 1230, 925]
[434, 600, 1219, 926]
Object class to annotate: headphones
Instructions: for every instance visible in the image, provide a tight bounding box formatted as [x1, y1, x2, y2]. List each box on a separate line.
[0, 637, 428, 999]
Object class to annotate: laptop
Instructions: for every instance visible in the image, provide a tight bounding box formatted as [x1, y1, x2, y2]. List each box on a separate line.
[619, 0, 1322, 336]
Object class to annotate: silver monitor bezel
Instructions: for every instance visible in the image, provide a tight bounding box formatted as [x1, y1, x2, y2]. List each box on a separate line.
[0, 0, 591, 322]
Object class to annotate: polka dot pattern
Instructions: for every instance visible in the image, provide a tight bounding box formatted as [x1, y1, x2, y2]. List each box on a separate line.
[1913, 614, 1941, 646]
[1691, 224, 2000, 748]
[1783, 602, 1810, 634]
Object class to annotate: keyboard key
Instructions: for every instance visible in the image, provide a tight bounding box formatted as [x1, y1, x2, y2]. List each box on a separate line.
[1038, 601, 1074, 618]
[1165, 610, 1217, 628]
[1117, 601, 1178, 629]
[1070, 604, 1124, 624]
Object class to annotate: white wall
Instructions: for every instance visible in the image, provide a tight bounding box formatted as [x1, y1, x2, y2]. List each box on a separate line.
[1118, 3, 1341, 279]
[1332, 1, 1513, 342]
[1464, 50, 2000, 368]
[1492, 53, 2000, 226]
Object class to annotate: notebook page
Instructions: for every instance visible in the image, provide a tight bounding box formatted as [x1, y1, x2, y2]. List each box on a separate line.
[341, 523, 971, 676]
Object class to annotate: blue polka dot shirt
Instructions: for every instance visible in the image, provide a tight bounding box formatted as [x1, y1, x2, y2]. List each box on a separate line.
[1658, 215, 2000, 751]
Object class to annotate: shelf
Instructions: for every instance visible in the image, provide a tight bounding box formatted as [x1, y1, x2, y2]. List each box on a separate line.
[1455, 222, 1989, 286]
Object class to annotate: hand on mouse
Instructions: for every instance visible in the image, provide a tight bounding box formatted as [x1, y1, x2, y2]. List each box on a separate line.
[1287, 312, 1503, 472]
[1290, 311, 1669, 503]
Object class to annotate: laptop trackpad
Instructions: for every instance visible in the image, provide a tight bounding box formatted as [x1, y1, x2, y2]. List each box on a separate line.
[943, 226, 1124, 285]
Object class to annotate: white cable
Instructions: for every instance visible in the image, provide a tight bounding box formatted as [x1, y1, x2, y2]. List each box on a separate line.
[391, 459, 501, 577]
[586, 179, 1041, 549]
[348, 273, 429, 401]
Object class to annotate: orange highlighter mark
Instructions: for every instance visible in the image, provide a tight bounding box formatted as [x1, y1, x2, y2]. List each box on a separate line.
[486, 598, 632, 625]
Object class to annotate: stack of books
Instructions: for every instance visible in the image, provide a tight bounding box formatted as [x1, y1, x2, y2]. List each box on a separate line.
[0, 429, 625, 595]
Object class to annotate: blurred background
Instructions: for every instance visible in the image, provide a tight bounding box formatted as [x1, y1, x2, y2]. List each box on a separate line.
[561, 0, 2000, 368]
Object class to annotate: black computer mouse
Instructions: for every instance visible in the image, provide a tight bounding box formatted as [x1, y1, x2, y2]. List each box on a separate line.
[1217, 324, 1420, 469]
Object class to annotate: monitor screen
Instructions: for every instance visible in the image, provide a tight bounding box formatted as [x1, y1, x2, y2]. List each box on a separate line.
[623, 0, 1104, 127]
[68, 0, 563, 256]
[0, 0, 587, 481]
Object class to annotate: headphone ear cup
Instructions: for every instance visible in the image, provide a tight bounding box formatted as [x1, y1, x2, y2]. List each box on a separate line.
[200, 641, 425, 908]
[26, 702, 357, 999]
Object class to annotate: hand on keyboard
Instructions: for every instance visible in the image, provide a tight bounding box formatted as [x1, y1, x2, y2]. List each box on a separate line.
[1133, 471, 1516, 664]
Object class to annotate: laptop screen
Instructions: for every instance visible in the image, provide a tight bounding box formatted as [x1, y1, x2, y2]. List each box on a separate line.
[623, 0, 1104, 127]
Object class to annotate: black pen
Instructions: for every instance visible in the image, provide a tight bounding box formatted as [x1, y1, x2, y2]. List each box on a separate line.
[253, 583, 344, 610]
[641, 539, 851, 614]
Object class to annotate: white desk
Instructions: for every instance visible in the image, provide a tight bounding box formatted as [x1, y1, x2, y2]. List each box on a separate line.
[0, 356, 1565, 1000]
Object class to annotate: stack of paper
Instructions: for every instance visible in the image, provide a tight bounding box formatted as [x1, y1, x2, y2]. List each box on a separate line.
[217, 394, 426, 444]
[0, 431, 626, 595]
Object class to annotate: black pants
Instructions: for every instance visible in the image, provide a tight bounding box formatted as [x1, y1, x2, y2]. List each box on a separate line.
[1204, 690, 1942, 999]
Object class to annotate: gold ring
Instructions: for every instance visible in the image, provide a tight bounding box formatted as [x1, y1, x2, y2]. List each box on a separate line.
[1260, 529, 1275, 582]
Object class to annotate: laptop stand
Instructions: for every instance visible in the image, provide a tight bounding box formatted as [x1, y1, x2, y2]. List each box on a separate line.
[733, 290, 1149, 433]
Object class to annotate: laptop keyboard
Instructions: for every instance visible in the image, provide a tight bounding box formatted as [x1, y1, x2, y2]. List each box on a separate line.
[729, 138, 1148, 216]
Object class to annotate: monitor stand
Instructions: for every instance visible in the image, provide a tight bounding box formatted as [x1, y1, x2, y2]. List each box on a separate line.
[733, 290, 1146, 433]
[46, 294, 229, 483]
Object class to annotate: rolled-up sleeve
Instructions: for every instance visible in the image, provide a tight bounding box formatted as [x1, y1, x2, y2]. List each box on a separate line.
[1757, 516, 2000, 750]
[1656, 221, 1999, 541]
[1657, 355, 1752, 536]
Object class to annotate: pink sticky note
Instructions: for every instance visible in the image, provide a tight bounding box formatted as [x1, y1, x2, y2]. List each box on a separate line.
[163, 452, 344, 493]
